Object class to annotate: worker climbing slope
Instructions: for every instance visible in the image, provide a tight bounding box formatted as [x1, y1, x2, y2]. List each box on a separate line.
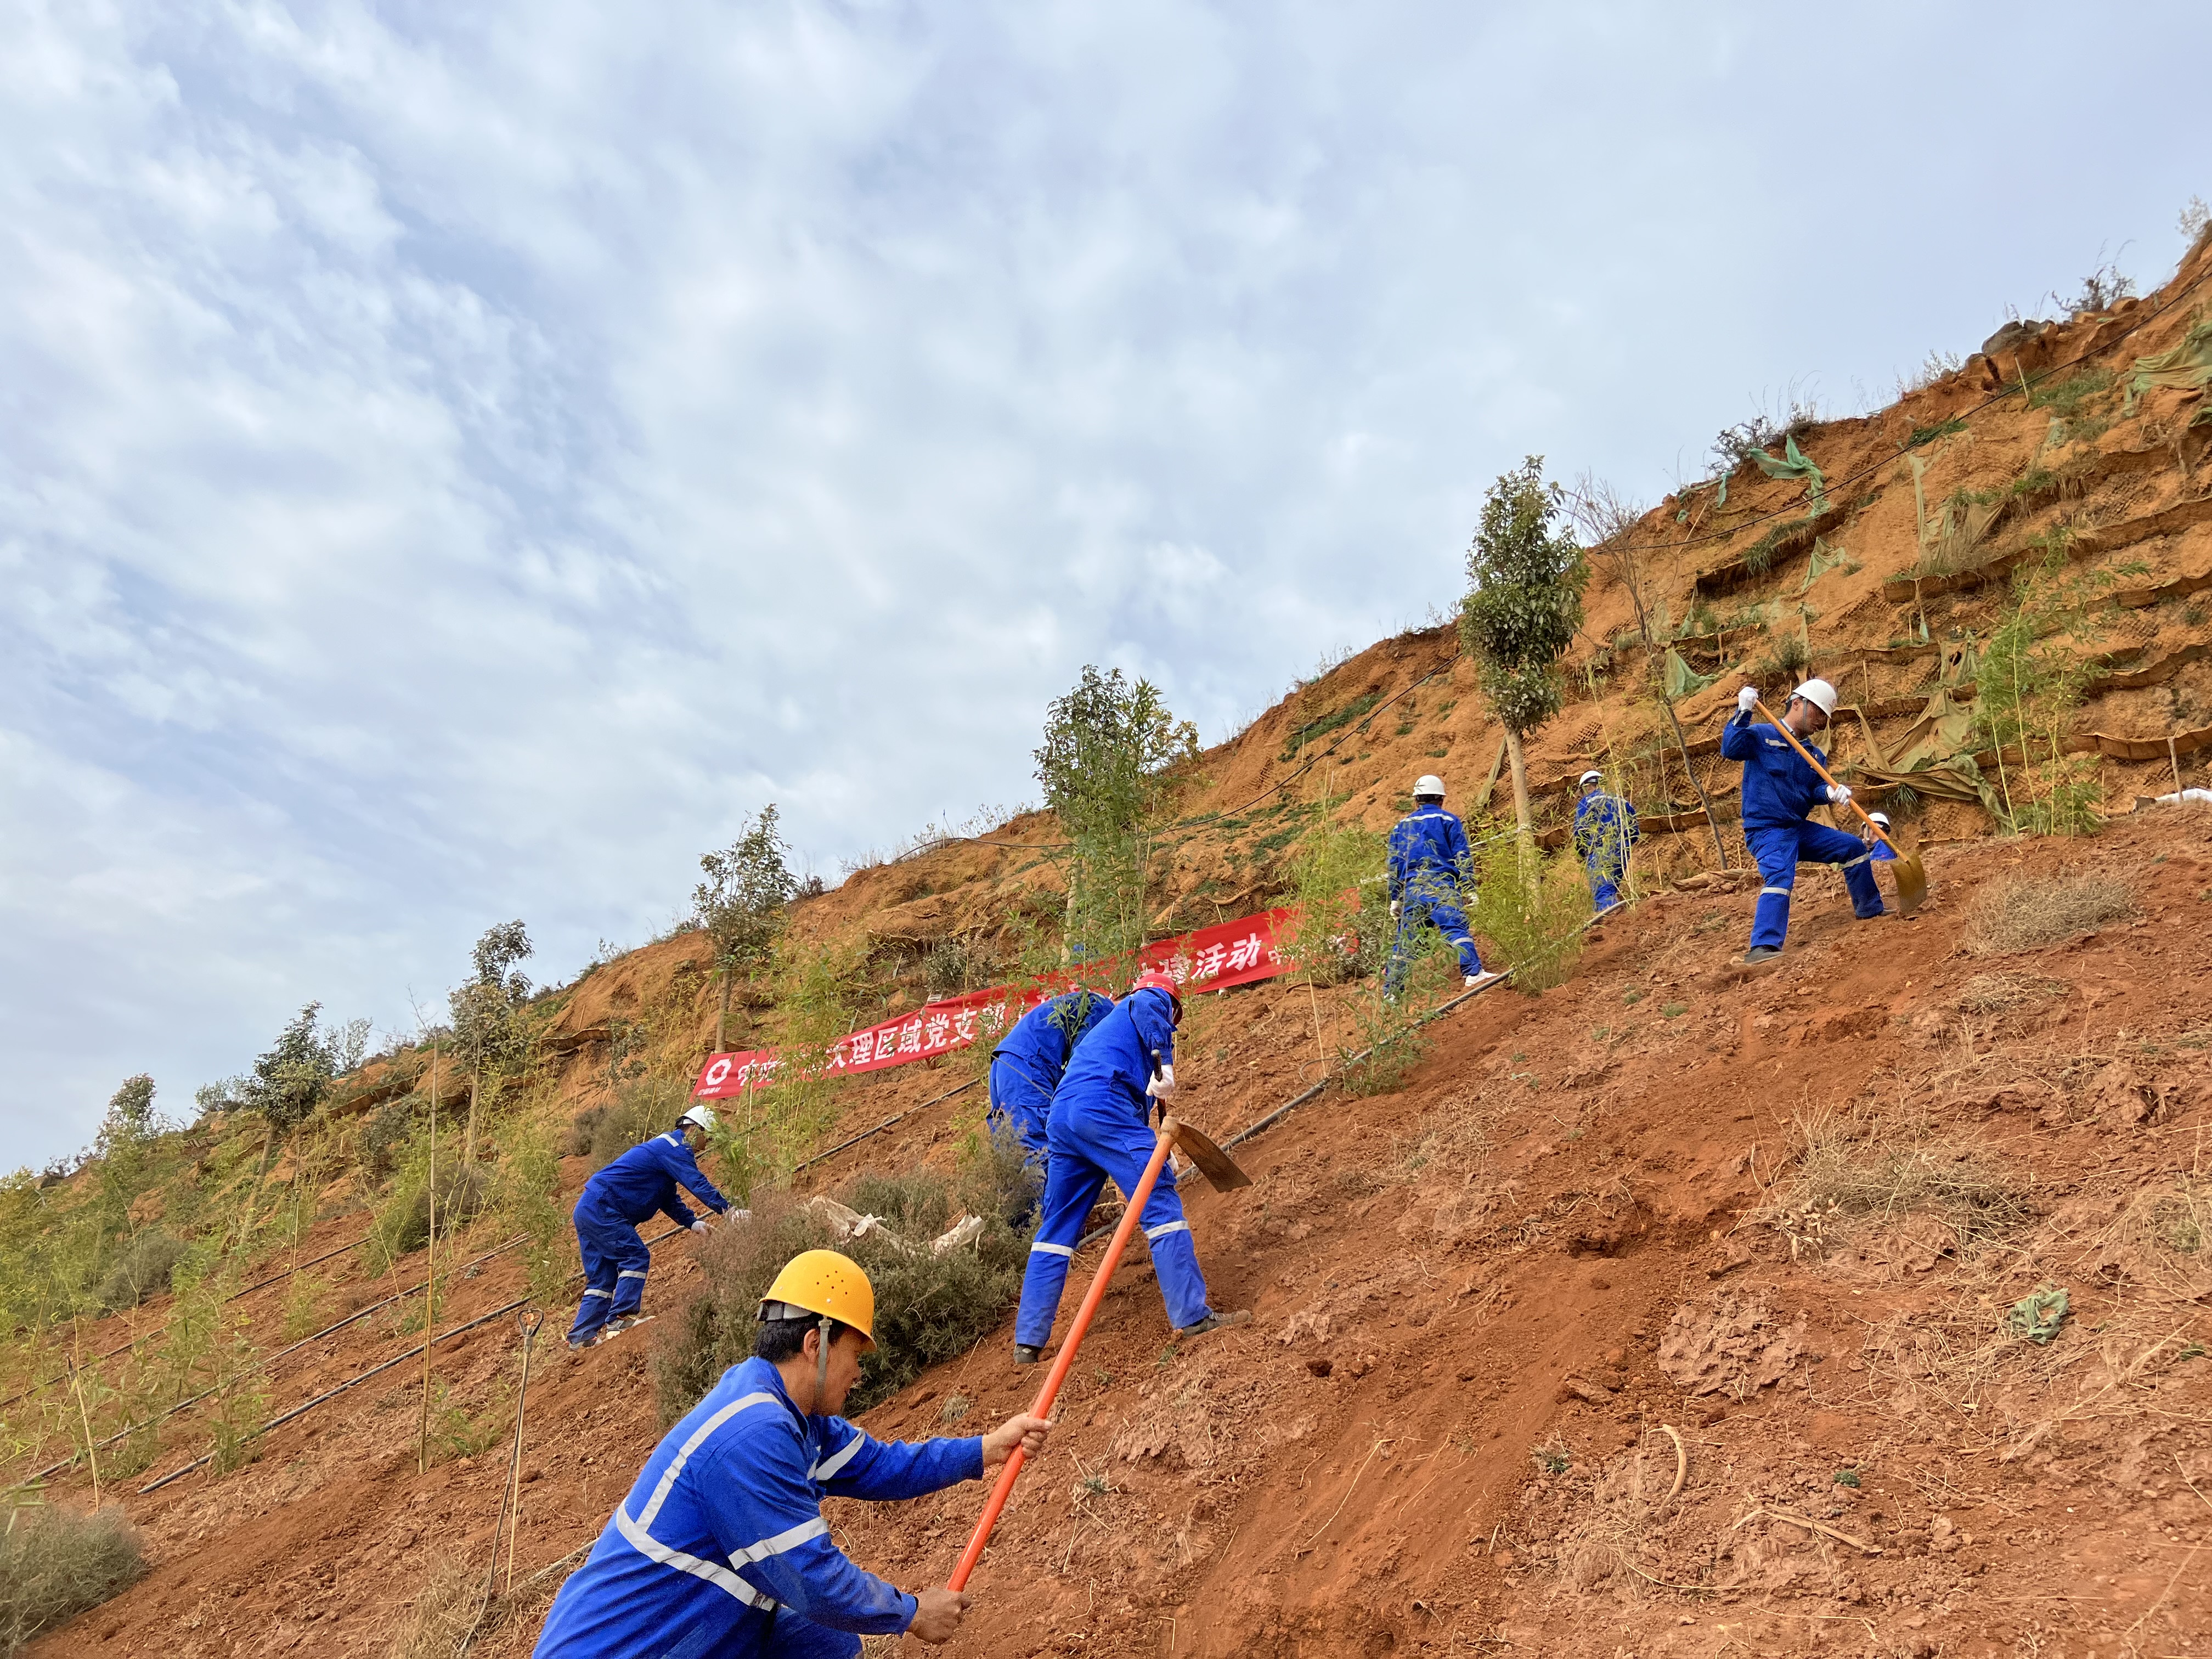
[1570, 768, 1639, 913]
[566, 1104, 735, 1350]
[1012, 970, 1246, 1363]
[1722, 679, 1884, 964]
[535, 1250, 1052, 1656]
[986, 986, 1115, 1198]
[1386, 774, 1502, 996]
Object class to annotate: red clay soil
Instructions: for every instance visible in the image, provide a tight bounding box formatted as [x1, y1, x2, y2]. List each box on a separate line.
[28, 810, 2212, 1658]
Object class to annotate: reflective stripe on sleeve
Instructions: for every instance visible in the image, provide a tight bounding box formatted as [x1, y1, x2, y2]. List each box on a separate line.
[1029, 1242, 1074, 1257]
[809, 1432, 865, 1482]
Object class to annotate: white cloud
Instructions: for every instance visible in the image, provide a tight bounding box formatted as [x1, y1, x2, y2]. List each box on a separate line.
[4, 0, 2209, 1164]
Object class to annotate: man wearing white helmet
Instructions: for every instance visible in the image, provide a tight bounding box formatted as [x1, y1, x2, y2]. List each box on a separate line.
[1385, 775, 1502, 995]
[1722, 679, 1884, 964]
[566, 1102, 736, 1350]
[1570, 769, 1640, 913]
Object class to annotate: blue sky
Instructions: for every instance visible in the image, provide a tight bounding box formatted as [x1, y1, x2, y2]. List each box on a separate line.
[4, 0, 2207, 1167]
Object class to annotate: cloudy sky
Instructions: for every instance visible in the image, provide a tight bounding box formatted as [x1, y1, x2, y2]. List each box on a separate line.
[4, 1, 2205, 1166]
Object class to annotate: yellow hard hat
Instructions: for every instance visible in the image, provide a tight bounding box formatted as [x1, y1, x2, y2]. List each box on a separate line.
[759, 1250, 876, 1346]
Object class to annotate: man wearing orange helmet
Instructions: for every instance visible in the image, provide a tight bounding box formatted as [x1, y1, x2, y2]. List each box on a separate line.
[536, 1249, 1052, 1657]
[1011, 969, 1247, 1363]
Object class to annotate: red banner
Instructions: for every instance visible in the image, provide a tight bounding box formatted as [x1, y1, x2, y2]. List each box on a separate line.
[691, 906, 1295, 1100]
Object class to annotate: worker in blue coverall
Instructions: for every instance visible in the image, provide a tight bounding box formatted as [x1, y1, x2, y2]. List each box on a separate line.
[1386, 774, 1502, 997]
[535, 1249, 1053, 1657]
[1570, 768, 1640, 913]
[1011, 971, 1248, 1364]
[566, 1103, 735, 1351]
[1721, 678, 1884, 966]
[987, 986, 1116, 1176]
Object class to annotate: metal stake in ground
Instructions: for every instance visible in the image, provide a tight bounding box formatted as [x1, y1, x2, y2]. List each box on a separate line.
[946, 1116, 1178, 1590]
[490, 1307, 546, 1601]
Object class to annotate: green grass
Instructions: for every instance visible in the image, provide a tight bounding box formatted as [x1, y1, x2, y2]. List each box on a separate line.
[1279, 692, 1381, 761]
[1906, 417, 1967, 448]
[2025, 367, 2113, 418]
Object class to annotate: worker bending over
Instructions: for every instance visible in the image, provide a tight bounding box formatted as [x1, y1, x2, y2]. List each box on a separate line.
[1012, 971, 1246, 1363]
[535, 1250, 1051, 1656]
[566, 1104, 732, 1350]
[1722, 679, 1884, 965]
[988, 987, 1115, 1172]
[1386, 774, 1501, 996]
[1570, 769, 1640, 913]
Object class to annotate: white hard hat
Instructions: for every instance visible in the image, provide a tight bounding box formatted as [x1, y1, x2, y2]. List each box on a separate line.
[678, 1104, 718, 1134]
[1790, 678, 1838, 717]
[1867, 811, 1892, 828]
[1579, 769, 1603, 787]
[1413, 775, 1446, 799]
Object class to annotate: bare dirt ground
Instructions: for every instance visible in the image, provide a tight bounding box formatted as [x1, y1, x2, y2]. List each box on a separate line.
[27, 810, 2212, 1658]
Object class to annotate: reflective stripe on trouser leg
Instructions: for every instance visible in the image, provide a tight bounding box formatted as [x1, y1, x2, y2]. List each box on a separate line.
[1015, 1154, 1108, 1348]
[569, 1206, 627, 1344]
[1426, 895, 1485, 978]
[1070, 1101, 1211, 1330]
[1803, 820, 1887, 919]
[1746, 825, 1802, 952]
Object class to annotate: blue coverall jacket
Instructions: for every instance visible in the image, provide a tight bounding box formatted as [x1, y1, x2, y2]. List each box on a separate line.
[988, 990, 1115, 1160]
[1720, 711, 1883, 949]
[1014, 986, 1211, 1344]
[534, 1356, 984, 1658]
[568, 1132, 730, 1345]
[1385, 805, 1484, 985]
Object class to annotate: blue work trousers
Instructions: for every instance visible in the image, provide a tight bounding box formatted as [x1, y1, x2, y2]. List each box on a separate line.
[1384, 894, 1484, 996]
[567, 1199, 652, 1345]
[1747, 822, 1885, 951]
[1015, 1102, 1209, 1348]
[1585, 860, 1627, 912]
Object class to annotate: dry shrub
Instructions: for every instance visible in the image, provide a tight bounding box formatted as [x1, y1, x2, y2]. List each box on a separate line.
[369, 1165, 490, 1265]
[1757, 1110, 2033, 1261]
[1954, 972, 2069, 1017]
[651, 1149, 1031, 1425]
[1963, 871, 2134, 955]
[584, 1079, 689, 1171]
[98, 1229, 188, 1310]
[381, 1553, 486, 1659]
[0, 1504, 146, 1654]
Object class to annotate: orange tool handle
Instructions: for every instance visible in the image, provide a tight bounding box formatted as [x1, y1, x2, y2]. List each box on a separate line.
[945, 1120, 1176, 1591]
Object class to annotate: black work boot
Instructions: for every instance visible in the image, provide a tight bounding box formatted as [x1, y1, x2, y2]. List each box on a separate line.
[1013, 1344, 1043, 1365]
[1173, 1310, 1252, 1343]
[1741, 945, 1784, 964]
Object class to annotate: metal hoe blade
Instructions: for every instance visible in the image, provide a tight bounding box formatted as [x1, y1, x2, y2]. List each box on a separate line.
[1165, 1116, 1252, 1191]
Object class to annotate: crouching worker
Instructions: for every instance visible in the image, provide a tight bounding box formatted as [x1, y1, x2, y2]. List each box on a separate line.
[986, 987, 1116, 1218]
[1722, 679, 1884, 966]
[566, 1103, 733, 1351]
[535, 1250, 1053, 1657]
[1012, 971, 1247, 1364]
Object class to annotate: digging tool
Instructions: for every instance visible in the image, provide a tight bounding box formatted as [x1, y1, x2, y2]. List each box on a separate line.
[947, 1111, 1181, 1591]
[1752, 697, 1928, 916]
[1167, 1116, 1251, 1190]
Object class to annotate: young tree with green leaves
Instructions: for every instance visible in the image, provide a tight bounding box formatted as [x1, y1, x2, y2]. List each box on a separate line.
[1033, 667, 1199, 963]
[450, 921, 533, 1165]
[694, 806, 799, 1052]
[1459, 456, 1590, 839]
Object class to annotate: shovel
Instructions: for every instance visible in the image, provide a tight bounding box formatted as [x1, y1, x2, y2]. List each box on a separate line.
[1168, 1116, 1252, 1190]
[1753, 698, 1928, 916]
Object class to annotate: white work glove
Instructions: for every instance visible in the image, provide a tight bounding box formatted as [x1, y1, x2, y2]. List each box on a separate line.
[1825, 785, 1853, 807]
[691, 1218, 713, 1235]
[1146, 1063, 1178, 1101]
[1389, 900, 1401, 919]
[1736, 685, 1759, 715]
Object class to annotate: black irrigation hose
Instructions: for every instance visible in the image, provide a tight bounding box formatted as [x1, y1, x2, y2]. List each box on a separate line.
[13, 1233, 532, 1488]
[789, 1078, 981, 1176]
[129, 1226, 689, 1497]
[0, 1234, 374, 1416]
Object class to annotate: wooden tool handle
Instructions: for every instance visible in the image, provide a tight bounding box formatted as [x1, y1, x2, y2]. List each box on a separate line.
[1750, 697, 1901, 856]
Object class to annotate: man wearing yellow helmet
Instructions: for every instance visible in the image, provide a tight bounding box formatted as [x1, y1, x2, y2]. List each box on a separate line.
[535, 1249, 1051, 1657]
